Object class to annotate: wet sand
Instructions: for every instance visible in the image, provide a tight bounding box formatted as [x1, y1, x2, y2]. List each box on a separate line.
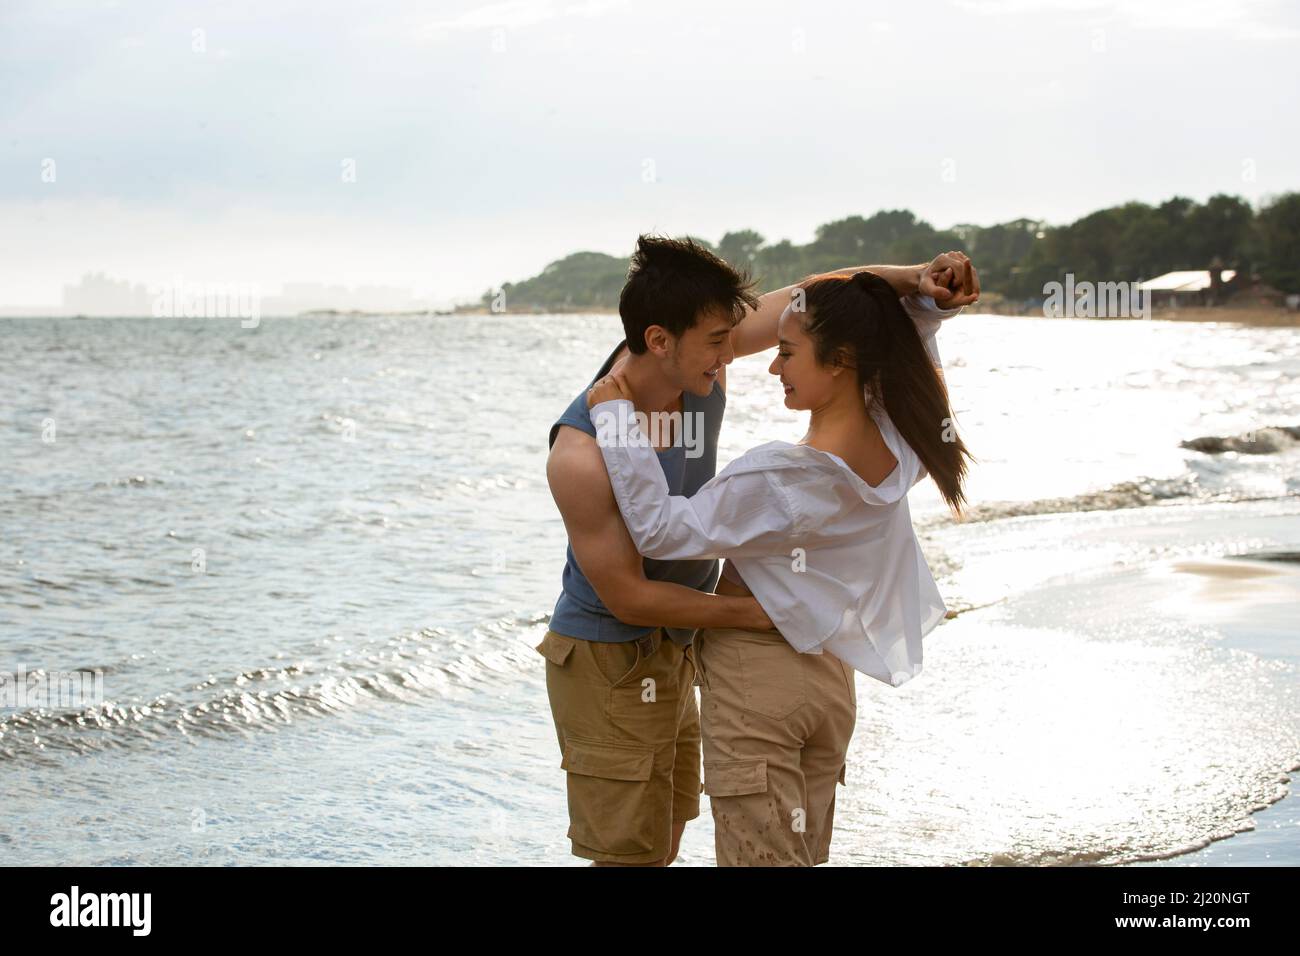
[1129, 555, 1300, 867]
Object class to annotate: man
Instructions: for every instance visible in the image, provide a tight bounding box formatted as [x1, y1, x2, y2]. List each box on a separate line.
[537, 235, 978, 866]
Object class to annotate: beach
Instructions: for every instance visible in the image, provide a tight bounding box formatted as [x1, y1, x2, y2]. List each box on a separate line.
[1152, 306, 1300, 329]
[1, 311, 1296, 865]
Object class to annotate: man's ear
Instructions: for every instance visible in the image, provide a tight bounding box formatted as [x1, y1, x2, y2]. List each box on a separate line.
[643, 324, 671, 357]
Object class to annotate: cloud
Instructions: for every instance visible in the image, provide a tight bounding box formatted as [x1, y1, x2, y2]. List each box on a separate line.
[418, 0, 629, 36]
[952, 0, 1300, 39]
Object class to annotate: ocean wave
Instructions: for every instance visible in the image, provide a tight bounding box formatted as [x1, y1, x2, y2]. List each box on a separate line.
[919, 471, 1297, 529]
[919, 422, 1300, 528]
[1181, 424, 1300, 455]
[1230, 550, 1300, 564]
[91, 475, 168, 489]
[0, 614, 550, 766]
[962, 756, 1300, 866]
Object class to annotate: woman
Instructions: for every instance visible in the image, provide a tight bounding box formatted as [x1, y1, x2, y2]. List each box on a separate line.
[585, 268, 976, 866]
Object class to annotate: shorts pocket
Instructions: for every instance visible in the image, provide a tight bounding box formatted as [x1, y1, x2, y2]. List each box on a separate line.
[736, 639, 806, 721]
[536, 630, 576, 667]
[593, 634, 656, 689]
[703, 757, 768, 797]
[561, 736, 658, 855]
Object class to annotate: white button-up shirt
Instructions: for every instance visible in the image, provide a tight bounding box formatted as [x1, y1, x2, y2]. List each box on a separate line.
[590, 293, 961, 688]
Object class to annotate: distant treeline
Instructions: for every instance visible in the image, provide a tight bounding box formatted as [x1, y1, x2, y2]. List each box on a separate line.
[481, 192, 1300, 311]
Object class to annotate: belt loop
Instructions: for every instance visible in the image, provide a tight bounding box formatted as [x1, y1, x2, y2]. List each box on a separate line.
[636, 633, 655, 659]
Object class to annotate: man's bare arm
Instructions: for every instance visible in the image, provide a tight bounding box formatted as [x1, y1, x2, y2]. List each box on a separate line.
[547, 426, 772, 631]
[730, 253, 981, 360]
[730, 263, 923, 360]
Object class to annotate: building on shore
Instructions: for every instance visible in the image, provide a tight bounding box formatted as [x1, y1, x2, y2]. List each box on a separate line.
[1136, 269, 1242, 308]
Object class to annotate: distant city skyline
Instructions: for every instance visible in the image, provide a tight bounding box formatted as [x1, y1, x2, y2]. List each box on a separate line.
[3, 0, 1298, 307]
[0, 271, 434, 317]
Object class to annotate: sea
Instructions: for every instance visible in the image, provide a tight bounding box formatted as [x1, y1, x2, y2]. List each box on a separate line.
[2, 312, 1297, 866]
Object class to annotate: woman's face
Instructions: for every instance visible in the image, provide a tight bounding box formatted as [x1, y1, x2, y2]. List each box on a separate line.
[768, 305, 846, 411]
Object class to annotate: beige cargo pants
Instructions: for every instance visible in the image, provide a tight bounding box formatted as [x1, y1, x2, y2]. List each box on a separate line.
[695, 625, 857, 866]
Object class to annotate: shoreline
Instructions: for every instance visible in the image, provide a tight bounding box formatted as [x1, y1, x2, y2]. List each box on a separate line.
[1147, 306, 1300, 328]
[964, 305, 1300, 327]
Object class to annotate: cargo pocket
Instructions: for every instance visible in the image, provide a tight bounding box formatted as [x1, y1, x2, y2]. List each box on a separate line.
[736, 640, 806, 721]
[703, 757, 768, 797]
[561, 736, 657, 855]
[536, 630, 576, 667]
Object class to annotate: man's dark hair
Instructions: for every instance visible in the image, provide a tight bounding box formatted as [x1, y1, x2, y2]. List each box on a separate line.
[618, 234, 760, 354]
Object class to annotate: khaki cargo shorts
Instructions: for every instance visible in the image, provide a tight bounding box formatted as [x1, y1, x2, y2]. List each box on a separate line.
[536, 626, 702, 864]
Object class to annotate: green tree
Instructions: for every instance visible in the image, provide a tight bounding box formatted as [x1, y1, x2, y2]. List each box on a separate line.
[481, 193, 1300, 309]
[810, 210, 927, 267]
[483, 251, 626, 311]
[1186, 194, 1254, 267]
[1253, 193, 1300, 293]
[961, 218, 1041, 289]
[716, 230, 765, 272]
[754, 239, 805, 288]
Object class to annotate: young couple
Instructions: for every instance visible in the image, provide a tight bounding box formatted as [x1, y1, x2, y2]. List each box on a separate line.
[536, 235, 979, 866]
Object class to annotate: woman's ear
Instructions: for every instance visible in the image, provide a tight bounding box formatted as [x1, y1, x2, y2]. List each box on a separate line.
[830, 344, 855, 376]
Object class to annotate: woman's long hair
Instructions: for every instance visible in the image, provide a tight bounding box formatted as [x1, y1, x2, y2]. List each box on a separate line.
[799, 271, 975, 518]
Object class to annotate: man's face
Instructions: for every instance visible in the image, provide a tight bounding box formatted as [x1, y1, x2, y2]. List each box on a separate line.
[664, 306, 735, 397]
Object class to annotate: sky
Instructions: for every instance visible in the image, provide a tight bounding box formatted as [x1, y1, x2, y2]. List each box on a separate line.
[2, 0, 1298, 308]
